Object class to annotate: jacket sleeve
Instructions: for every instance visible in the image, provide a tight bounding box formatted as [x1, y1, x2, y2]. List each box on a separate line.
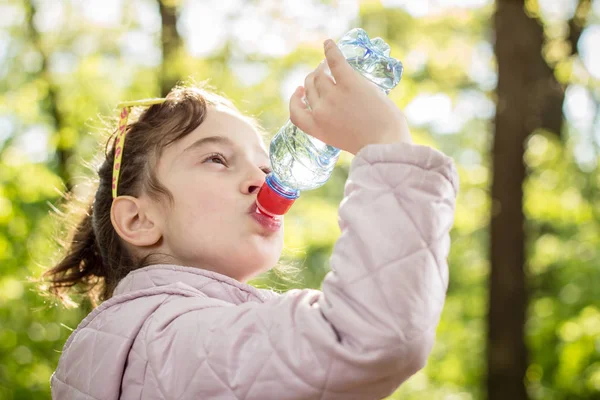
[144, 142, 459, 400]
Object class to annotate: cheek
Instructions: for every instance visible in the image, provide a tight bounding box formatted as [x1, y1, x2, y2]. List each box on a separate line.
[174, 193, 236, 228]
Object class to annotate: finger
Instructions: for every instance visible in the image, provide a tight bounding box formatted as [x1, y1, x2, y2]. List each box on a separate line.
[303, 71, 320, 109]
[323, 39, 354, 85]
[289, 86, 316, 134]
[314, 60, 336, 96]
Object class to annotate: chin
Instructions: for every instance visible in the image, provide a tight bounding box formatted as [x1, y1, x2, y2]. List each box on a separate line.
[237, 255, 278, 283]
[232, 236, 283, 280]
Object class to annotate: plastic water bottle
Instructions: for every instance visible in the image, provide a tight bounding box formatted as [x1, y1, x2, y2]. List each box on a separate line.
[256, 28, 404, 218]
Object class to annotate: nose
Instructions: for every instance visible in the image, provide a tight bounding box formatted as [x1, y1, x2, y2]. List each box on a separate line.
[242, 166, 268, 195]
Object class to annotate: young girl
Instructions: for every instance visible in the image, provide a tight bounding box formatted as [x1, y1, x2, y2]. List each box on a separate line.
[46, 39, 459, 399]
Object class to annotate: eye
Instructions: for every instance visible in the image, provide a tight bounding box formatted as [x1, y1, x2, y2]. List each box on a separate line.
[203, 152, 228, 166]
[203, 152, 271, 174]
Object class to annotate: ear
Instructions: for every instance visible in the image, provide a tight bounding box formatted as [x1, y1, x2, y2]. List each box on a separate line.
[110, 195, 162, 247]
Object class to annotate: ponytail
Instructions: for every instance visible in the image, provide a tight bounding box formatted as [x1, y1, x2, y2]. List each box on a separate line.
[42, 198, 108, 308]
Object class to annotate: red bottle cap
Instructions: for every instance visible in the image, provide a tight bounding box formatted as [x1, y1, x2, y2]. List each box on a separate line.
[256, 182, 297, 217]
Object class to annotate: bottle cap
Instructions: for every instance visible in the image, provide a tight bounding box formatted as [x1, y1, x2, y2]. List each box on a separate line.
[256, 182, 297, 217]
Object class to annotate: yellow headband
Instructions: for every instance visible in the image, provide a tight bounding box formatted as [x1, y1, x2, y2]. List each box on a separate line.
[112, 97, 166, 199]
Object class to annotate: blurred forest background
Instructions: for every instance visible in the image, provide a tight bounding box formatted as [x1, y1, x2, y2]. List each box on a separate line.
[1, 0, 599, 399]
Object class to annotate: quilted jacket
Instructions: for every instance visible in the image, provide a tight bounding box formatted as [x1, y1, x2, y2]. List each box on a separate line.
[51, 141, 459, 399]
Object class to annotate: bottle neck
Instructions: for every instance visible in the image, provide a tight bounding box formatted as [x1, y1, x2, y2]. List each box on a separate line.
[265, 173, 300, 199]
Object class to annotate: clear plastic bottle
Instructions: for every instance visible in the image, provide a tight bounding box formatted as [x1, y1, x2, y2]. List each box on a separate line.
[256, 28, 404, 218]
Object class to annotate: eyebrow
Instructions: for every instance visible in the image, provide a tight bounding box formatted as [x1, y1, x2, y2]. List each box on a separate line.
[182, 135, 268, 158]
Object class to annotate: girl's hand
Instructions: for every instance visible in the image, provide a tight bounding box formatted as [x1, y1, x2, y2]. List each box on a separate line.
[289, 39, 412, 155]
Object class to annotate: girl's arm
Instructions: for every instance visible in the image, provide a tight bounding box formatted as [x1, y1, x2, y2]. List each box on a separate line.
[144, 141, 459, 399]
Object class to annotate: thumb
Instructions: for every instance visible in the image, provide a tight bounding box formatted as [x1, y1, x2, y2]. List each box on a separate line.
[323, 39, 352, 84]
[289, 86, 316, 135]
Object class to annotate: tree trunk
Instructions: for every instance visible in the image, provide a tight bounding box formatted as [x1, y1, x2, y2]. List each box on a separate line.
[158, 0, 183, 97]
[489, 1, 590, 399]
[489, 2, 530, 393]
[25, 0, 72, 193]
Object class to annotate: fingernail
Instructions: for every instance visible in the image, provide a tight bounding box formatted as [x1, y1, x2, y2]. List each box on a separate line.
[324, 39, 333, 48]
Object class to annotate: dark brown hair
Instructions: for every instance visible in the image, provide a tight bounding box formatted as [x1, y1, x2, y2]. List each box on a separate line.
[42, 83, 267, 307]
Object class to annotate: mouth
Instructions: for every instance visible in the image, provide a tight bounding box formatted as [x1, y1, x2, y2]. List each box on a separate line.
[248, 201, 282, 232]
[247, 202, 262, 216]
[247, 201, 278, 218]
[251, 211, 282, 232]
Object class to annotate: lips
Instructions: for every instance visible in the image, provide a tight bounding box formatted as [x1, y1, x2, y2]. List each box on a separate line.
[247, 200, 282, 232]
[247, 202, 259, 215]
[251, 211, 282, 232]
[248, 201, 275, 218]
[248, 201, 278, 219]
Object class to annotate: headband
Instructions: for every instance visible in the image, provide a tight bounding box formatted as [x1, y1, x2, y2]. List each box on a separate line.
[112, 97, 166, 199]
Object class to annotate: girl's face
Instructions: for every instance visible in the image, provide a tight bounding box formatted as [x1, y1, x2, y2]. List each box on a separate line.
[153, 105, 283, 282]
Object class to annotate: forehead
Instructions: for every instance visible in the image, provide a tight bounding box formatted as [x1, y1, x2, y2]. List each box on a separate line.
[170, 105, 267, 159]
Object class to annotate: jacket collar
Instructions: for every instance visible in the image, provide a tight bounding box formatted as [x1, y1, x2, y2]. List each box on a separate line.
[113, 264, 277, 305]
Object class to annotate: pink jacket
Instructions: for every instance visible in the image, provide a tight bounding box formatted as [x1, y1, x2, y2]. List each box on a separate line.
[51, 142, 459, 400]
